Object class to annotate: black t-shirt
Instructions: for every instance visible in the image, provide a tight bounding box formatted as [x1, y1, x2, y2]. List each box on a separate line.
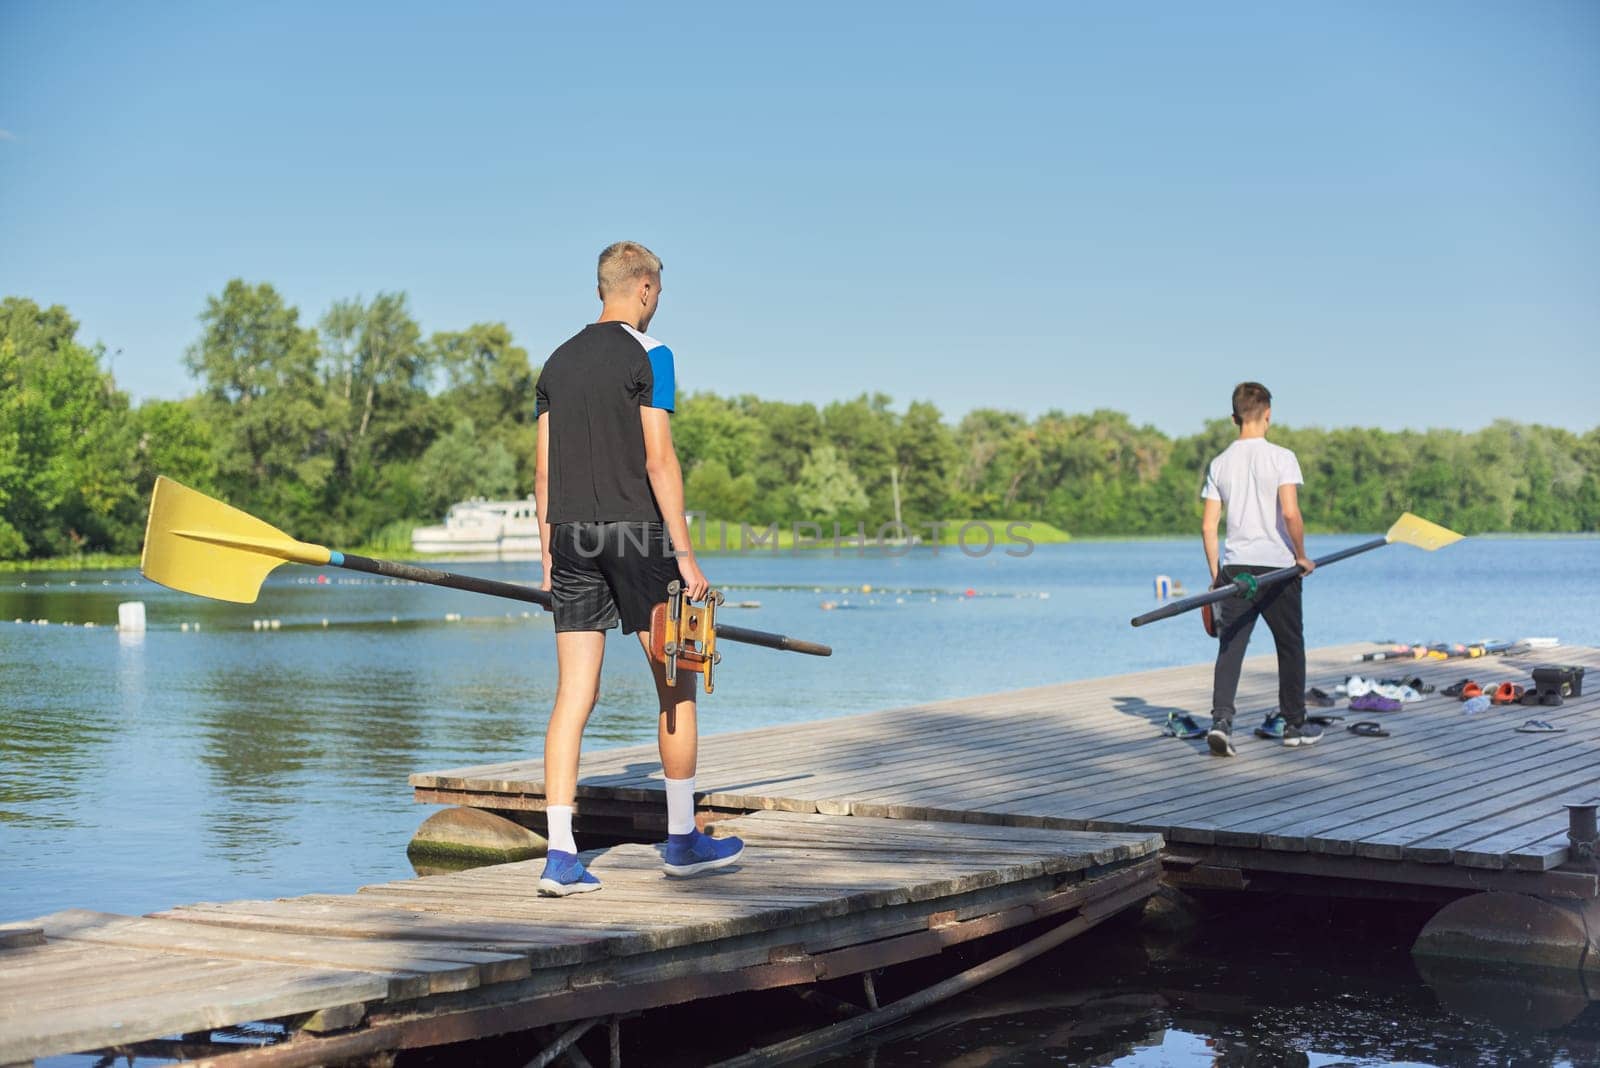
[536, 321, 677, 524]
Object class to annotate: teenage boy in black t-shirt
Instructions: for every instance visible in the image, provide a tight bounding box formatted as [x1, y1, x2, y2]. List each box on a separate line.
[532, 241, 743, 896]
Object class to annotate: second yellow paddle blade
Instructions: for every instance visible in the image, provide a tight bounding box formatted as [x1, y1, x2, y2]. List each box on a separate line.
[1386, 512, 1464, 552]
[141, 476, 330, 604]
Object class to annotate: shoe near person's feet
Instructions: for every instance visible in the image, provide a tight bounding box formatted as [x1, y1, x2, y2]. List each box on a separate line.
[537, 850, 602, 897]
[1282, 723, 1323, 748]
[1206, 727, 1236, 758]
[662, 829, 745, 877]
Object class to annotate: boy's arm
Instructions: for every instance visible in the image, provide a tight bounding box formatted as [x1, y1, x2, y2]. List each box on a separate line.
[536, 412, 552, 591]
[1201, 497, 1222, 582]
[1279, 483, 1315, 575]
[641, 406, 709, 600]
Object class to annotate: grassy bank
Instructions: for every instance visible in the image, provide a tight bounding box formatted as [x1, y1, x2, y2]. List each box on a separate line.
[0, 553, 142, 573]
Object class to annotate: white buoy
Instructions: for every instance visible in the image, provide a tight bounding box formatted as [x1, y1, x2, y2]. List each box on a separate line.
[269, 619, 281, 630]
[84, 621, 96, 628]
[252, 620, 263, 631]
[180, 622, 190, 632]
[117, 601, 146, 632]
[322, 618, 329, 628]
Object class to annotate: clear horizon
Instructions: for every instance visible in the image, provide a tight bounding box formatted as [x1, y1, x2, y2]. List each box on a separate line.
[2, 1, 1596, 438]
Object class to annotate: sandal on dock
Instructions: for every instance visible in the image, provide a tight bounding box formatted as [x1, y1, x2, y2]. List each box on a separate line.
[1165, 711, 1208, 739]
[1305, 687, 1337, 708]
[1515, 719, 1565, 733]
[1441, 679, 1475, 698]
[1491, 682, 1525, 706]
[1307, 713, 1344, 726]
[1348, 721, 1390, 738]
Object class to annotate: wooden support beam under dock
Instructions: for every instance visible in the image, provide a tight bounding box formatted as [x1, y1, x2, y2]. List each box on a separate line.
[0, 811, 1159, 1065]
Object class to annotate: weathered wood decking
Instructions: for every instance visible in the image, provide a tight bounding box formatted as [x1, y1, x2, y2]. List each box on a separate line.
[415, 643, 1600, 900]
[0, 811, 1158, 1064]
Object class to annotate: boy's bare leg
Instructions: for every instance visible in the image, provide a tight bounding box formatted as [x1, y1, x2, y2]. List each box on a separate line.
[641, 632, 746, 874]
[637, 631, 697, 780]
[545, 631, 607, 806]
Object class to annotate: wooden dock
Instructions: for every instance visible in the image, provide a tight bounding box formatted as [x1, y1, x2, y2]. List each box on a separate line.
[0, 811, 1159, 1065]
[414, 642, 1600, 903]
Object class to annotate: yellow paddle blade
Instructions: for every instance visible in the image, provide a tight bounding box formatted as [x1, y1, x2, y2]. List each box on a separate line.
[1385, 512, 1464, 552]
[141, 476, 332, 604]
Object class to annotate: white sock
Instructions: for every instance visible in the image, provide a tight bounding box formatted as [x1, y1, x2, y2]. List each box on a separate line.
[665, 777, 697, 836]
[546, 805, 576, 854]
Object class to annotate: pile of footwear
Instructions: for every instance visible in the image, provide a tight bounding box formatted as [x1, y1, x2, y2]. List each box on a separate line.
[1438, 665, 1585, 729]
[1337, 674, 1431, 713]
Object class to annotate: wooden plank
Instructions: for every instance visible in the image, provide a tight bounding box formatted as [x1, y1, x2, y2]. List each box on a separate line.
[30, 909, 530, 999]
[0, 962, 389, 1064]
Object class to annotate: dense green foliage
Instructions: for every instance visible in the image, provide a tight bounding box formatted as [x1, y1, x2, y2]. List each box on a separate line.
[1, 285, 1596, 560]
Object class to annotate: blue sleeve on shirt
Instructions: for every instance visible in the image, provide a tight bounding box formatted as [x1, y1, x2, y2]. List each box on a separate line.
[645, 345, 675, 412]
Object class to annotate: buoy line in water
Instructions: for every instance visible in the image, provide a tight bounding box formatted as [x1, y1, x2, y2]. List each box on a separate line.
[2, 578, 143, 590]
[281, 575, 1054, 599]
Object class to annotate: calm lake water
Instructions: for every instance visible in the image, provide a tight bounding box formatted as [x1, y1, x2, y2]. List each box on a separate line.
[3, 536, 1598, 1066]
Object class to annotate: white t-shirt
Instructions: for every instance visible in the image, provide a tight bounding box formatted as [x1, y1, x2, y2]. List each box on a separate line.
[1201, 438, 1304, 567]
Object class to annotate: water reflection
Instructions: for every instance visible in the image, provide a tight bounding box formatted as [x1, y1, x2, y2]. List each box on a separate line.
[823, 900, 1600, 1067]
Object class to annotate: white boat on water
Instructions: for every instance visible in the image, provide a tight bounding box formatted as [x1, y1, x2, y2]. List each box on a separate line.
[411, 497, 541, 556]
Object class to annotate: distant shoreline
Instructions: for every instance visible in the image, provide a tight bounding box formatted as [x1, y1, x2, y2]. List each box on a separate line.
[2, 529, 1594, 573]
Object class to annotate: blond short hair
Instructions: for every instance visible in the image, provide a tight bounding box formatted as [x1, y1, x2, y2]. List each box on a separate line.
[597, 241, 663, 297]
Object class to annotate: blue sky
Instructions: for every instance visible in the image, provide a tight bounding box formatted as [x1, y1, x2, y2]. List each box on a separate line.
[2, 1, 1596, 436]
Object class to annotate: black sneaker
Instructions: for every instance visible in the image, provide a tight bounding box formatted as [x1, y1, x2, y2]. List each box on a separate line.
[1206, 728, 1236, 757]
[1283, 723, 1323, 748]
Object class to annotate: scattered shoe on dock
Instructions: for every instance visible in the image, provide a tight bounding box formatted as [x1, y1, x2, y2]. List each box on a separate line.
[1165, 711, 1208, 739]
[662, 828, 745, 877]
[1490, 682, 1526, 705]
[1282, 723, 1323, 748]
[537, 850, 603, 897]
[1515, 719, 1565, 733]
[1305, 687, 1337, 708]
[1350, 693, 1403, 714]
[1254, 712, 1287, 739]
[1347, 720, 1390, 737]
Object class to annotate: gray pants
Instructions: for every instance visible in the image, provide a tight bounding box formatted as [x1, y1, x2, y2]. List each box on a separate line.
[1211, 564, 1306, 732]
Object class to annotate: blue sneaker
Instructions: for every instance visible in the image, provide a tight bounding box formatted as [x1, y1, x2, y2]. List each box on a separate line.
[1254, 712, 1287, 739]
[537, 850, 602, 897]
[662, 830, 745, 877]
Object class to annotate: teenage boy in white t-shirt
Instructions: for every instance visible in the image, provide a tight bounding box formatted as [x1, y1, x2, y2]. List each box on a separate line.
[1200, 382, 1318, 757]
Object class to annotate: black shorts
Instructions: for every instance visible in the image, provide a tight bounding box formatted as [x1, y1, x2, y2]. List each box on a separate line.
[549, 521, 680, 634]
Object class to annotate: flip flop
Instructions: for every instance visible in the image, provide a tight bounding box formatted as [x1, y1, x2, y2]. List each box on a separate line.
[1491, 682, 1525, 706]
[1305, 687, 1337, 708]
[1515, 720, 1565, 733]
[1308, 713, 1344, 726]
[1348, 721, 1390, 737]
[1166, 711, 1208, 739]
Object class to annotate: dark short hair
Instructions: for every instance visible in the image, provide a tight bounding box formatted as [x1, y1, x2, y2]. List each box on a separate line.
[1232, 382, 1272, 422]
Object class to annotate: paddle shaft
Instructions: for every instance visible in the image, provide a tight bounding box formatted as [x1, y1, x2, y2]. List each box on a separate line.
[1129, 535, 1388, 628]
[335, 552, 831, 656]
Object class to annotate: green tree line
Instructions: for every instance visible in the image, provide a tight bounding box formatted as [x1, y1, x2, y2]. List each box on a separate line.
[2, 284, 1597, 560]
